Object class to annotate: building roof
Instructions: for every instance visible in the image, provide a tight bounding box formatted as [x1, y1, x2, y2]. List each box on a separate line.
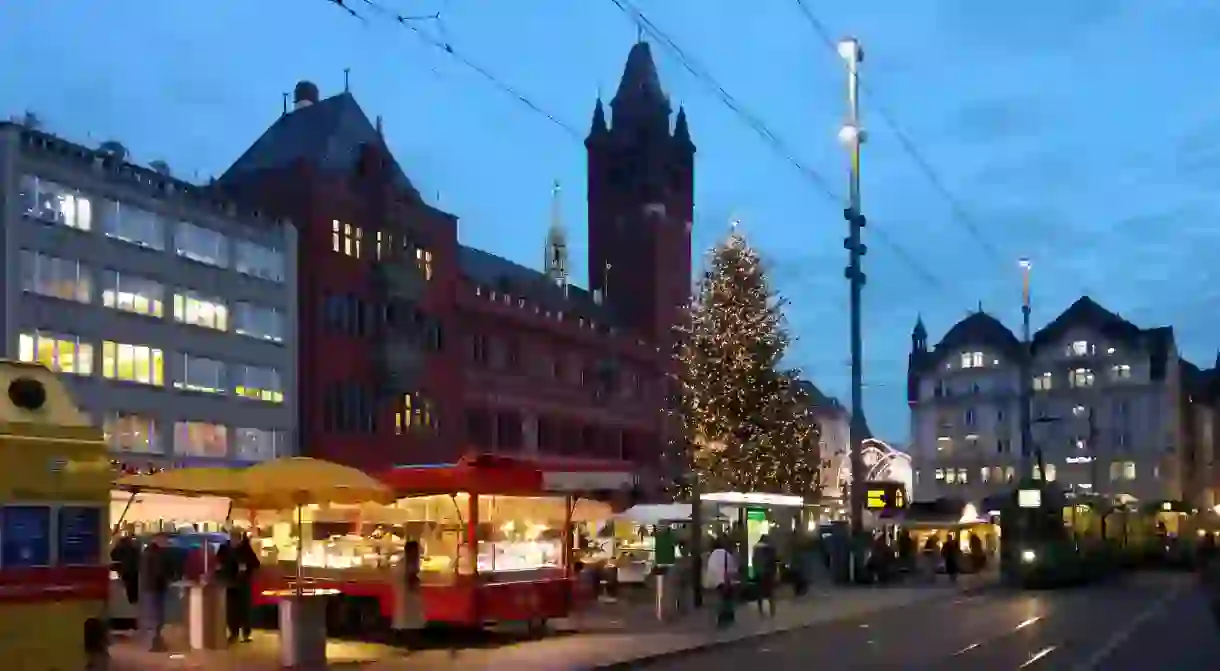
[457, 246, 618, 323]
[218, 91, 419, 198]
[611, 41, 668, 113]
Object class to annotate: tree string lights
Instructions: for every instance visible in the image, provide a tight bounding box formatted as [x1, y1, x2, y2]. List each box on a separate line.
[671, 230, 820, 498]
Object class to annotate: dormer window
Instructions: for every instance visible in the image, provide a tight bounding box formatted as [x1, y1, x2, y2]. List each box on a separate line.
[960, 351, 984, 368]
[1033, 372, 1053, 391]
[1068, 340, 1093, 356]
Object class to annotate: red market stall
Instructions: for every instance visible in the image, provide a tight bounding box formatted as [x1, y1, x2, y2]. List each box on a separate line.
[378, 454, 636, 630]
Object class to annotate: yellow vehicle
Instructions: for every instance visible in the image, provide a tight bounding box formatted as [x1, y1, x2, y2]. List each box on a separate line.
[0, 362, 110, 670]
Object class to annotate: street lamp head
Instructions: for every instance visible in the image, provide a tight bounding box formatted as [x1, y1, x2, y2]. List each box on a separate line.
[838, 123, 865, 145]
[837, 37, 862, 63]
[1018, 257, 1032, 271]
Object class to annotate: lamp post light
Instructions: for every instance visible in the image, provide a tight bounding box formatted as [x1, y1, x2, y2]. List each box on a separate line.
[837, 37, 869, 560]
[1018, 257, 1035, 481]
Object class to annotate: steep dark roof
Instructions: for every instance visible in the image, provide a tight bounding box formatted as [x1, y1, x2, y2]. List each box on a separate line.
[218, 93, 419, 198]
[457, 247, 617, 323]
[612, 42, 667, 110]
[937, 311, 1021, 355]
[1031, 296, 1143, 352]
[795, 380, 846, 417]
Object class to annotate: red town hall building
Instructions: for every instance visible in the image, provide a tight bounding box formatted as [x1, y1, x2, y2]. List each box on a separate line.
[216, 42, 694, 488]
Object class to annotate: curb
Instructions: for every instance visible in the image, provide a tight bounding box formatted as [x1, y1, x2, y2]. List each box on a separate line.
[588, 582, 996, 670]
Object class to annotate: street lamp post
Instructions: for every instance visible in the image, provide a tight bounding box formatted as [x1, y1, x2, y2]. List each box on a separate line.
[837, 37, 868, 553]
[1018, 258, 1036, 481]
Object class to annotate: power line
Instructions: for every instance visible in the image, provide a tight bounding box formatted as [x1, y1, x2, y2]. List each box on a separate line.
[791, 0, 1007, 265]
[326, 0, 581, 140]
[608, 0, 949, 292]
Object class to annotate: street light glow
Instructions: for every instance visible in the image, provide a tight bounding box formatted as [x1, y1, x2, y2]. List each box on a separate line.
[838, 123, 863, 145]
[1018, 257, 1032, 270]
[837, 37, 861, 63]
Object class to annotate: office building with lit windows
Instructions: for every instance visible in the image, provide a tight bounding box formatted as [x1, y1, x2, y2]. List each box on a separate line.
[0, 121, 298, 468]
[908, 296, 1213, 506]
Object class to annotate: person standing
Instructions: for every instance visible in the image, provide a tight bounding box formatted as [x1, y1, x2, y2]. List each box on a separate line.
[751, 534, 779, 617]
[216, 529, 261, 643]
[110, 534, 142, 610]
[942, 533, 961, 584]
[141, 534, 173, 652]
[703, 538, 738, 628]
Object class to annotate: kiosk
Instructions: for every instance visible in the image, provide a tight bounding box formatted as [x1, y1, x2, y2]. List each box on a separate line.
[0, 362, 110, 670]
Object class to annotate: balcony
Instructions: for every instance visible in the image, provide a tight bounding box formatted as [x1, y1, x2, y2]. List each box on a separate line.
[372, 260, 425, 302]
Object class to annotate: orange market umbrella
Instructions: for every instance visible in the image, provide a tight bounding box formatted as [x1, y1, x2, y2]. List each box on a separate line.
[236, 458, 393, 597]
[116, 467, 246, 497]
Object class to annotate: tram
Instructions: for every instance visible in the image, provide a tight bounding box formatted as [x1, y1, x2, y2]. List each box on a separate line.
[0, 362, 110, 670]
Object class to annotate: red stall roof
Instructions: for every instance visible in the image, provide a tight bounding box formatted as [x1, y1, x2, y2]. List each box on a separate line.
[379, 454, 636, 496]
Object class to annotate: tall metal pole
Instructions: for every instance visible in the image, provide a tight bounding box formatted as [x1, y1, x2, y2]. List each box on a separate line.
[838, 38, 867, 545]
[1018, 258, 1036, 480]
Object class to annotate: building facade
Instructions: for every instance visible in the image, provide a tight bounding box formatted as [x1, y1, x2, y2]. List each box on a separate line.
[909, 296, 1200, 505]
[219, 42, 690, 484]
[0, 122, 298, 468]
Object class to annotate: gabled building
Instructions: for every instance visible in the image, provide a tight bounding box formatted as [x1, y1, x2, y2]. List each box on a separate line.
[217, 42, 693, 489]
[908, 296, 1195, 504]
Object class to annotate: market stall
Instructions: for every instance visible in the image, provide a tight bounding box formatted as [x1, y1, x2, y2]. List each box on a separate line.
[377, 454, 631, 631]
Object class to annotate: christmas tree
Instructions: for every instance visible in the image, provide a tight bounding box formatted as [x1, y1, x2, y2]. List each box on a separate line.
[673, 230, 821, 497]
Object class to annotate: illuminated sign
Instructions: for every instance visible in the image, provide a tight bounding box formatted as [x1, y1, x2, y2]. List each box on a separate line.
[862, 481, 907, 511]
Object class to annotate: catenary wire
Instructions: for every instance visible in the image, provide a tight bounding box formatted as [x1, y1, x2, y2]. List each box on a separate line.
[608, 0, 951, 293]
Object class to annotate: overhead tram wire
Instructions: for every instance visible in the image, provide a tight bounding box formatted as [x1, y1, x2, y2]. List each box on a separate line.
[791, 0, 1006, 265]
[325, 0, 581, 141]
[608, 0, 949, 293]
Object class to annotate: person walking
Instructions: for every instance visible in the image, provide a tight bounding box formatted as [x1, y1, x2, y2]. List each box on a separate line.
[751, 534, 779, 617]
[216, 528, 261, 643]
[703, 538, 738, 628]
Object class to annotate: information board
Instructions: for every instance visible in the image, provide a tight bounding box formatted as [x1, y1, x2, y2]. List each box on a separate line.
[58, 506, 103, 566]
[1, 505, 52, 568]
[863, 481, 908, 512]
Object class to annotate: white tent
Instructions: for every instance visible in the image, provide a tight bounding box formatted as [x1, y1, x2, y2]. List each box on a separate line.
[614, 503, 693, 524]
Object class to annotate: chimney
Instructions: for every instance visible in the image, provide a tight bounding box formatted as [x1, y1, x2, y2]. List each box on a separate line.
[293, 81, 320, 110]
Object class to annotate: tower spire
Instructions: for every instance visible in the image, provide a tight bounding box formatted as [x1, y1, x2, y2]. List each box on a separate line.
[545, 180, 569, 288]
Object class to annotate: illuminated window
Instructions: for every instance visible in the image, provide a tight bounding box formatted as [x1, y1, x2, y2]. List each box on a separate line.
[934, 468, 944, 481]
[1045, 464, 1057, 481]
[1068, 340, 1093, 356]
[101, 341, 164, 386]
[173, 291, 228, 331]
[332, 220, 362, 258]
[394, 393, 435, 434]
[960, 351, 984, 368]
[235, 240, 284, 282]
[945, 469, 957, 484]
[1032, 372, 1053, 391]
[171, 353, 226, 394]
[18, 331, 94, 375]
[234, 427, 288, 462]
[101, 270, 164, 318]
[234, 365, 284, 403]
[173, 421, 228, 458]
[1069, 368, 1095, 388]
[103, 414, 161, 454]
[233, 302, 284, 343]
[956, 468, 968, 484]
[19, 250, 91, 303]
[416, 247, 434, 281]
[174, 222, 229, 267]
[1111, 364, 1131, 380]
[19, 175, 93, 230]
[99, 201, 164, 249]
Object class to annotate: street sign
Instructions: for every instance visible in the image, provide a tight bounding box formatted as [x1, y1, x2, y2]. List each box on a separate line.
[862, 481, 907, 512]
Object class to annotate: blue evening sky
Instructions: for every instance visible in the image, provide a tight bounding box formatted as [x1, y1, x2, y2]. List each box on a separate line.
[3, 1, 1218, 442]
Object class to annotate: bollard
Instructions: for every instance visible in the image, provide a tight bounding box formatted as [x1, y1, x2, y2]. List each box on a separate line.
[84, 617, 110, 671]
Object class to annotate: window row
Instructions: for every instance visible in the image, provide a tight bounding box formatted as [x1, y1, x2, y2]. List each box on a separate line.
[17, 252, 285, 342]
[463, 406, 651, 460]
[103, 413, 288, 461]
[929, 460, 1139, 486]
[1032, 364, 1132, 391]
[320, 294, 442, 350]
[468, 334, 643, 398]
[332, 220, 434, 281]
[320, 385, 440, 435]
[20, 175, 284, 281]
[17, 332, 284, 401]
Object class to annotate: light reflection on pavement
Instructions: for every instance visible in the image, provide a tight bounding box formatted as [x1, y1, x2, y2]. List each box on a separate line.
[644, 573, 1218, 670]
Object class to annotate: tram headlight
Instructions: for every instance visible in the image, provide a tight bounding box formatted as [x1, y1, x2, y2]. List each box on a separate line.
[1021, 549, 1037, 564]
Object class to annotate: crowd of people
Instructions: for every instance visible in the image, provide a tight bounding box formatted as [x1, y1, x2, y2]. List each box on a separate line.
[110, 528, 262, 650]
